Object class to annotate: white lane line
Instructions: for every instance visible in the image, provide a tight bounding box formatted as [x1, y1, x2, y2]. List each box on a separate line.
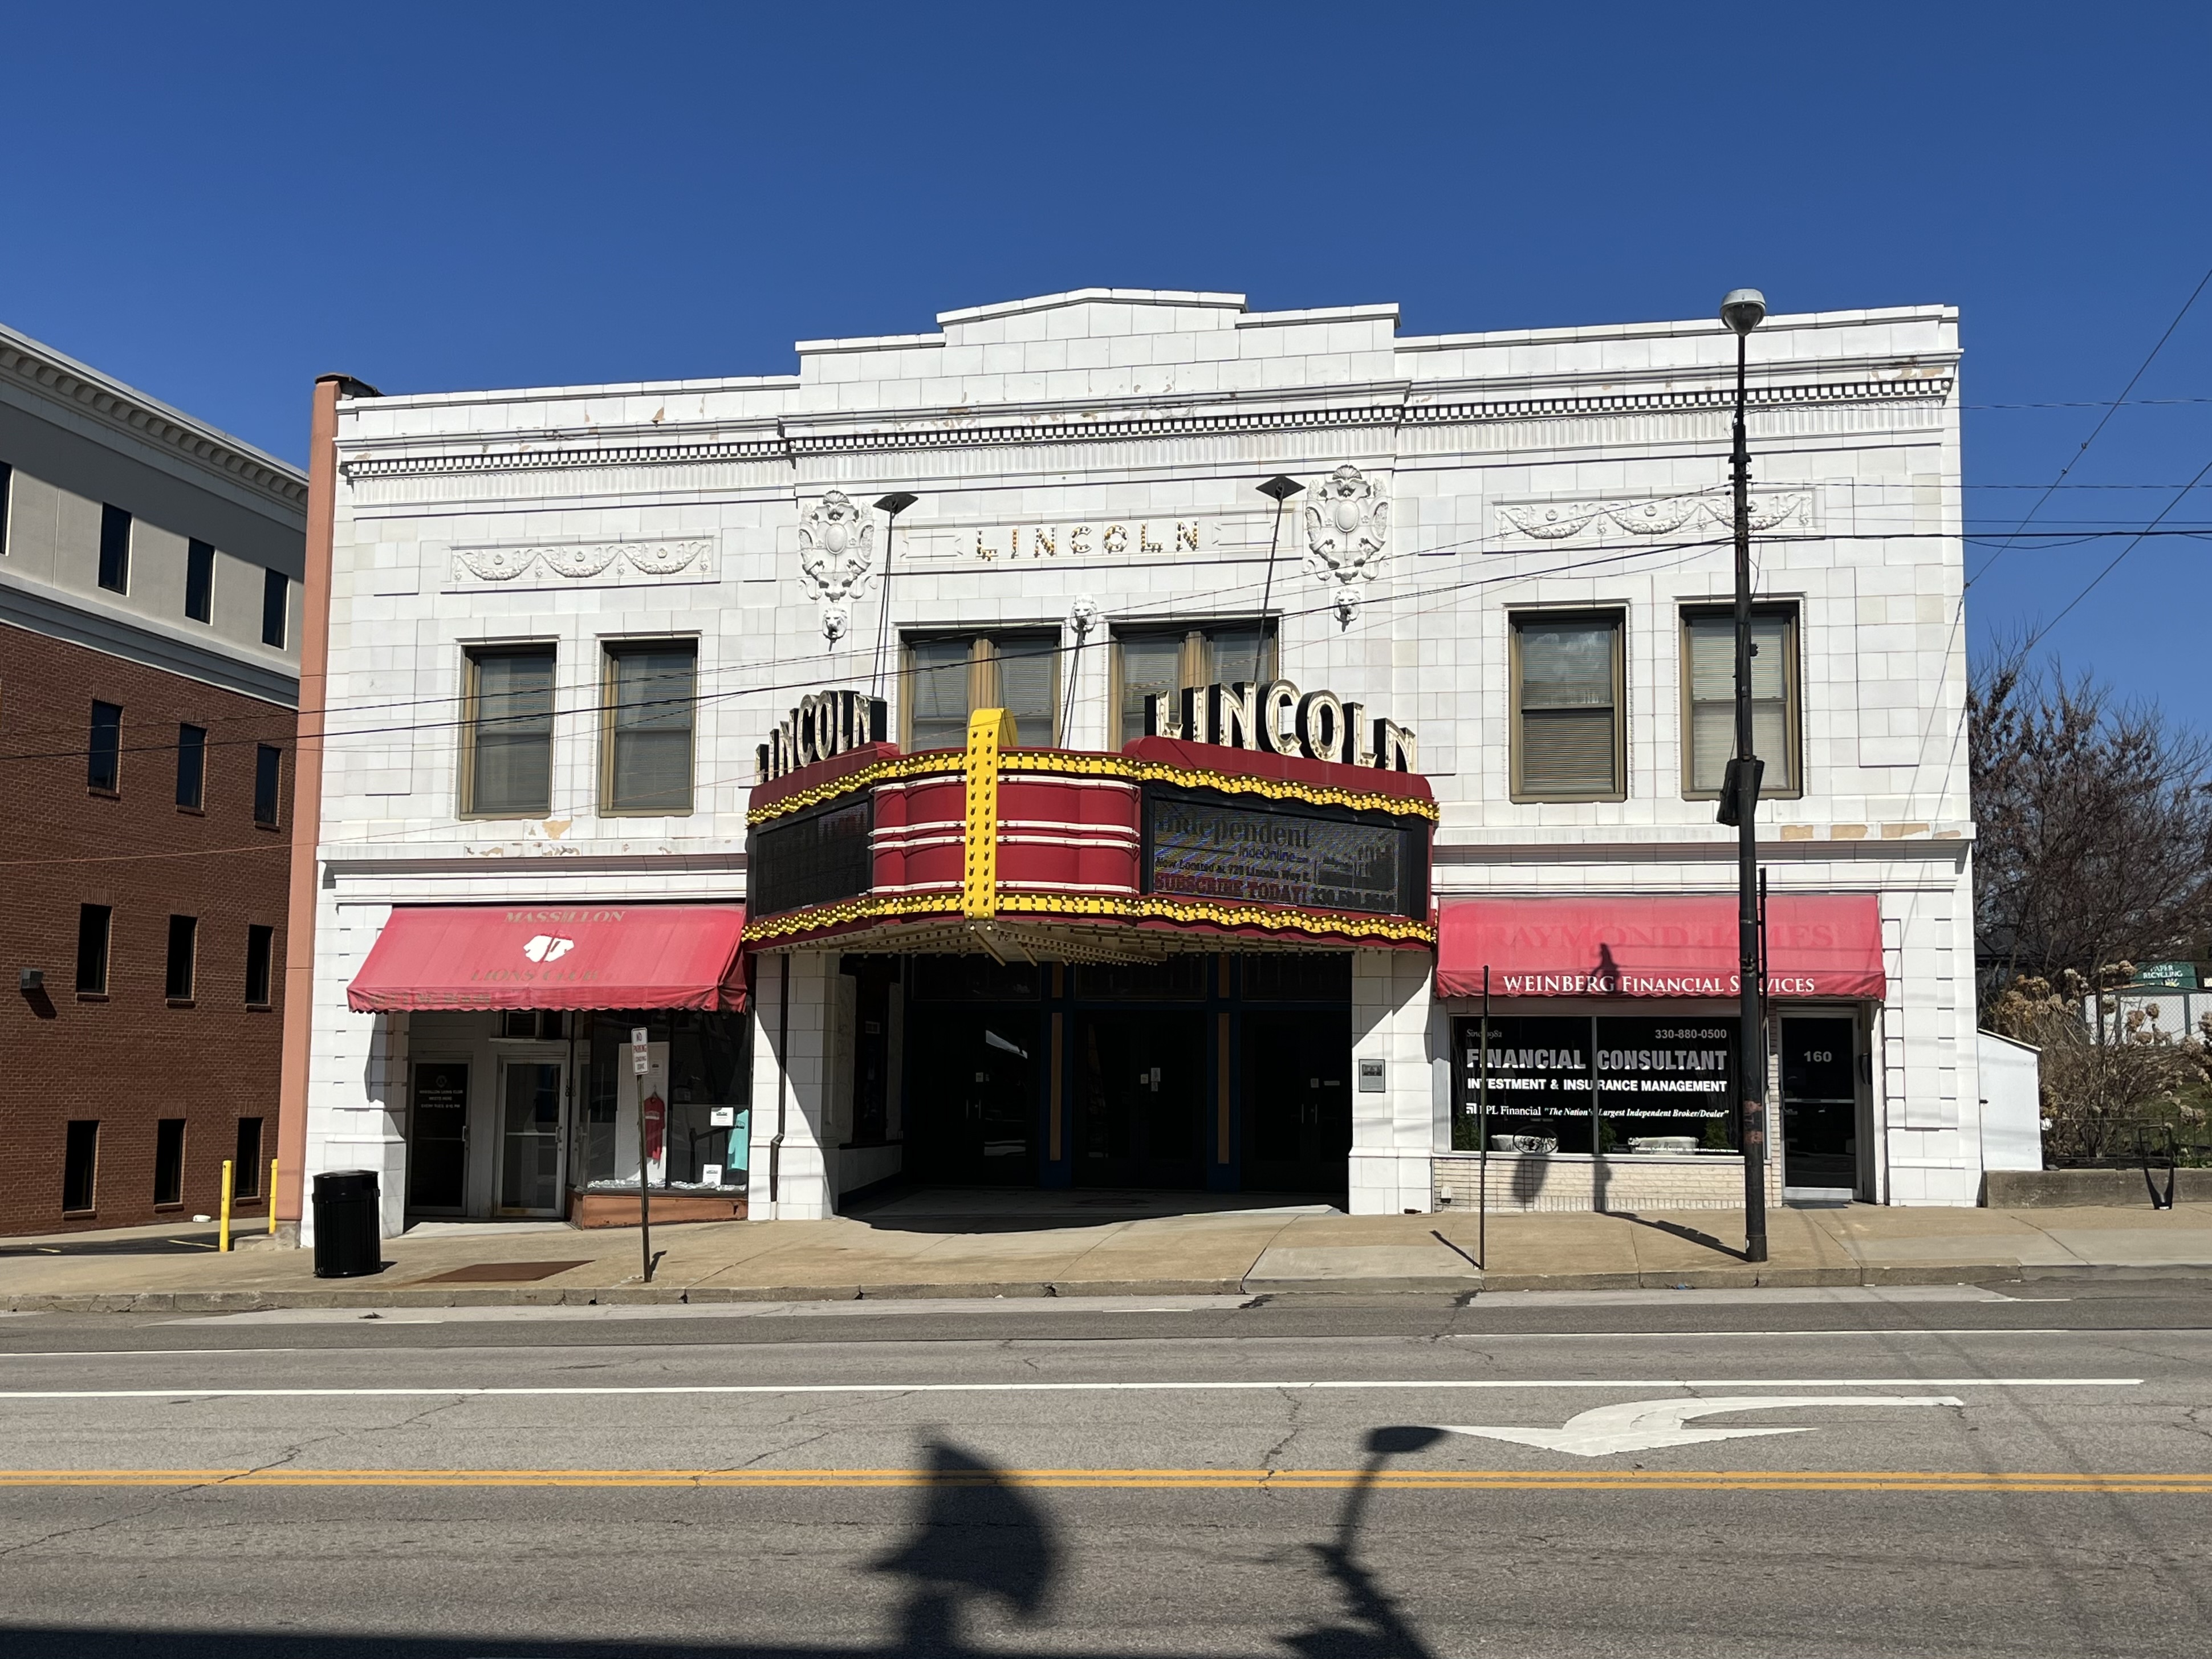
[0, 1349, 300, 1360]
[1440, 1329, 2081, 1340]
[0, 1377, 2142, 1400]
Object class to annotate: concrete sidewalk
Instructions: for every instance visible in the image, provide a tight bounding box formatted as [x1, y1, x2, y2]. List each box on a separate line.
[6, 1193, 2212, 1312]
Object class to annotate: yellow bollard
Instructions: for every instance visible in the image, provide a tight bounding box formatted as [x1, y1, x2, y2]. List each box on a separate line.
[219, 1160, 234, 1253]
[269, 1158, 279, 1234]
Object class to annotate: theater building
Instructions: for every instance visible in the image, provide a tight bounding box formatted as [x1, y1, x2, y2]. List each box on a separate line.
[299, 287, 1989, 1237]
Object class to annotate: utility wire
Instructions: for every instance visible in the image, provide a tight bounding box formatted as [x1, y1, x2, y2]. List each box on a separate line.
[1969, 261, 2212, 585]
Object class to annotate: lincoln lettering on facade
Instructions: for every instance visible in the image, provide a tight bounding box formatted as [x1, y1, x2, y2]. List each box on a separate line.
[755, 689, 891, 783]
[1145, 679, 1417, 770]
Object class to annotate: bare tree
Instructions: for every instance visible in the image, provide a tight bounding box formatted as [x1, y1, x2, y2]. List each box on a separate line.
[1970, 646, 2212, 1007]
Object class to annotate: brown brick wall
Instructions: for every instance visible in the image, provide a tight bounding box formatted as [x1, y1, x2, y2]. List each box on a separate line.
[0, 622, 294, 1234]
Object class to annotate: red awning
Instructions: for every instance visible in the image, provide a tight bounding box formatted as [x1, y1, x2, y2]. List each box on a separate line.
[347, 904, 748, 1013]
[1436, 895, 1884, 1001]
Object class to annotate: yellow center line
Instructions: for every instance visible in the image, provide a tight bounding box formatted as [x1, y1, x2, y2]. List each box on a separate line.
[2, 1467, 2210, 1493]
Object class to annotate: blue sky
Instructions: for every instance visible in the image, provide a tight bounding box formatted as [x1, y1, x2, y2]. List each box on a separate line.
[5, 2, 2207, 710]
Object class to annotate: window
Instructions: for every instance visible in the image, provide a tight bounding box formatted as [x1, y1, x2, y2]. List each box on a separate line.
[154, 1119, 186, 1206]
[75, 904, 112, 995]
[498, 1010, 567, 1040]
[245, 924, 274, 1007]
[1, 461, 12, 554]
[98, 505, 131, 593]
[1456, 1014, 1739, 1156]
[902, 631, 1058, 750]
[176, 723, 207, 810]
[1111, 621, 1276, 746]
[1511, 612, 1625, 801]
[165, 914, 198, 1001]
[1682, 607, 1800, 798]
[261, 568, 288, 648]
[253, 745, 282, 827]
[63, 1121, 99, 1212]
[234, 1119, 264, 1197]
[185, 540, 215, 624]
[601, 641, 697, 814]
[88, 700, 122, 791]
[461, 646, 555, 816]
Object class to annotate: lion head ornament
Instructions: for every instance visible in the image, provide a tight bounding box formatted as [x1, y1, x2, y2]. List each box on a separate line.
[796, 490, 879, 645]
[1303, 465, 1391, 627]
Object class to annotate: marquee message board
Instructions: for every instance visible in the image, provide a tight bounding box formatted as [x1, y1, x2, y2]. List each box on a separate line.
[1142, 787, 1426, 919]
[749, 798, 873, 918]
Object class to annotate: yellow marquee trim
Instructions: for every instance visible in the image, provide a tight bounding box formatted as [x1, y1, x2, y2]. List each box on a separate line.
[749, 746, 1438, 827]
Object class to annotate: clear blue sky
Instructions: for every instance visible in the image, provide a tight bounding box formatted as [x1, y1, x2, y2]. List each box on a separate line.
[5, 2, 2207, 710]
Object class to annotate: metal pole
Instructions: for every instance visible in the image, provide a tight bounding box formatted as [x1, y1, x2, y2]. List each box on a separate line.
[219, 1159, 234, 1253]
[637, 1044, 654, 1284]
[1478, 965, 1491, 1271]
[871, 519, 897, 704]
[769, 952, 790, 1212]
[1731, 327, 1769, 1262]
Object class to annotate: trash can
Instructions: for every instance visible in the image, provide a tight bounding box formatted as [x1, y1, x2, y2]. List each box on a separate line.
[312, 1170, 384, 1278]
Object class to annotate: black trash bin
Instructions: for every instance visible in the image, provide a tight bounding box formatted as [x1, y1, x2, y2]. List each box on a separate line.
[313, 1170, 384, 1278]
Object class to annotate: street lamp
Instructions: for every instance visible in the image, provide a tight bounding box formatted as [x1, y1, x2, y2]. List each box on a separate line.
[1255, 474, 1304, 649]
[1717, 287, 1769, 1262]
[869, 492, 920, 704]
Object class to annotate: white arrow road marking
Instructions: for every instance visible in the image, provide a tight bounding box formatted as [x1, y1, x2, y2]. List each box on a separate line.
[1439, 1394, 1965, 1457]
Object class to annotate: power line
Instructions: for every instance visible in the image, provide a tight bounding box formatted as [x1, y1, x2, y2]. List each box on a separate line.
[2014, 452, 2212, 656]
[1969, 260, 2212, 585]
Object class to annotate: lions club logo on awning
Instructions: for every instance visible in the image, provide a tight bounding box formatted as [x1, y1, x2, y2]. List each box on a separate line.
[522, 934, 576, 963]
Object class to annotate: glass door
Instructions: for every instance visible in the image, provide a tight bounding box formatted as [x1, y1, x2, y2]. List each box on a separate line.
[407, 1060, 470, 1213]
[1241, 1010, 1352, 1193]
[1779, 1015, 1859, 1197]
[1072, 1010, 1207, 1189]
[498, 1059, 566, 1214]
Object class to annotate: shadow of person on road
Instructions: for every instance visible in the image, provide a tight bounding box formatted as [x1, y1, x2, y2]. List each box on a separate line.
[872, 1440, 1060, 1655]
[1280, 1425, 1445, 1659]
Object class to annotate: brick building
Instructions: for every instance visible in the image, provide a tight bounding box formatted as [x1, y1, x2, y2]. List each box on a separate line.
[1, 321, 304, 1235]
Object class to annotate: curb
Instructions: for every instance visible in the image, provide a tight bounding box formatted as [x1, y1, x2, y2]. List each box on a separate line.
[0, 1263, 2054, 1313]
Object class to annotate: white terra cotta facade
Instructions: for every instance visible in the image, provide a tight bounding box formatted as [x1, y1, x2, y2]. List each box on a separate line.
[304, 288, 1983, 1239]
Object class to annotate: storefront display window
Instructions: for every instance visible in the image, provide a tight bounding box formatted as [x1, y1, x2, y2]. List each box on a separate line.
[582, 1011, 750, 1192]
[1456, 1014, 1738, 1155]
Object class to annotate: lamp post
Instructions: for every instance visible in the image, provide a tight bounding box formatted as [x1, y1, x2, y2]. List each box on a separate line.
[869, 492, 920, 704]
[1718, 287, 1769, 1263]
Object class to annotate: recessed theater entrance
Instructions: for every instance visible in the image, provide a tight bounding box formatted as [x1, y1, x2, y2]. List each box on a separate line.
[893, 951, 1353, 1202]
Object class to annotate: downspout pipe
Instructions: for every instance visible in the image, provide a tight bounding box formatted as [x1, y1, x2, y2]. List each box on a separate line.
[275, 373, 379, 1231]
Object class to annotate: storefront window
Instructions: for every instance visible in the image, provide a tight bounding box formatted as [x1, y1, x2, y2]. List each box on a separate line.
[582, 1012, 751, 1191]
[1456, 1014, 1739, 1155]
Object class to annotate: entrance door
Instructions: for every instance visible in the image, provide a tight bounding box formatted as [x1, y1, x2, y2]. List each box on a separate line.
[1780, 1015, 1859, 1196]
[407, 1060, 470, 1213]
[906, 1008, 1040, 1186]
[1073, 1011, 1207, 1189]
[1241, 1010, 1352, 1192]
[497, 1059, 566, 1213]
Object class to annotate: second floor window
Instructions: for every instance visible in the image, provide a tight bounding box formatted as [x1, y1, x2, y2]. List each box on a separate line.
[904, 631, 1058, 750]
[462, 645, 556, 816]
[1512, 612, 1625, 802]
[253, 745, 282, 828]
[245, 924, 274, 1007]
[1683, 607, 1800, 798]
[1111, 621, 1275, 746]
[185, 540, 215, 624]
[165, 914, 198, 1001]
[98, 505, 131, 593]
[261, 569, 289, 648]
[176, 724, 206, 810]
[601, 641, 697, 815]
[76, 904, 112, 995]
[88, 701, 122, 791]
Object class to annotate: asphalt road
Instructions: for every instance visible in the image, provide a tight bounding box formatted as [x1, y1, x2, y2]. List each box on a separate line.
[1, 1280, 2210, 1658]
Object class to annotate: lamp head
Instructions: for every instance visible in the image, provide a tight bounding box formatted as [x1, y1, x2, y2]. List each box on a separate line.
[875, 491, 918, 517]
[1257, 475, 1304, 502]
[1720, 288, 1767, 336]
